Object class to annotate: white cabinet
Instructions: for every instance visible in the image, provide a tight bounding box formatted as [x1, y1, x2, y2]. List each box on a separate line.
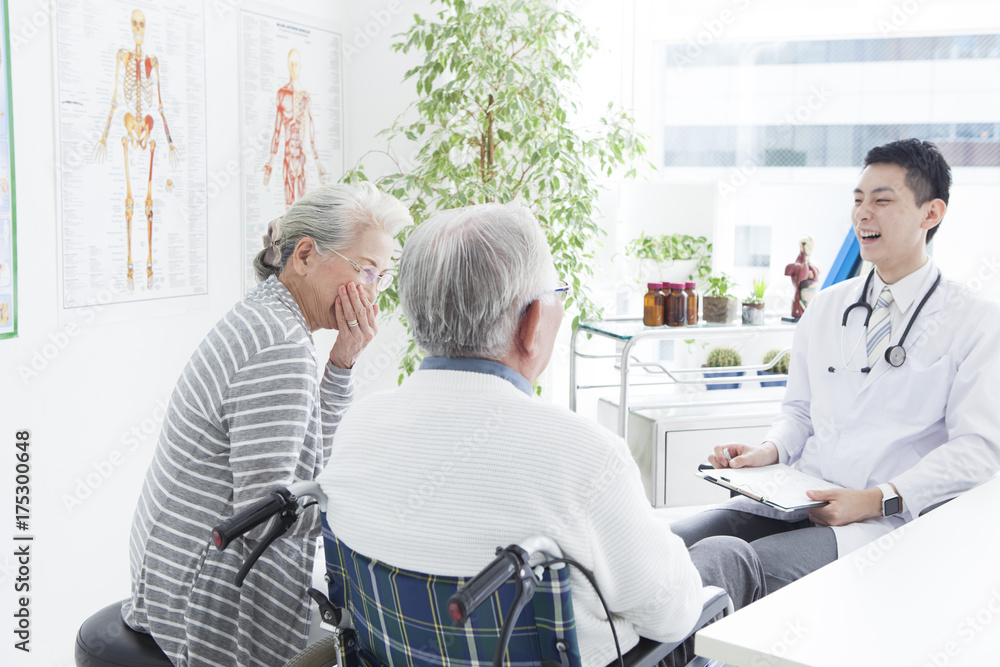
[598, 399, 779, 507]
[574, 318, 795, 507]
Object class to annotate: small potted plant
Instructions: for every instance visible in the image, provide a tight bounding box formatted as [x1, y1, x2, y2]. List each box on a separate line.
[703, 346, 743, 390]
[703, 273, 737, 324]
[758, 348, 790, 388]
[742, 276, 768, 326]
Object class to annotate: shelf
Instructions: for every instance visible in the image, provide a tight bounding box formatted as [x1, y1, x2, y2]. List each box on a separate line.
[578, 317, 796, 341]
[570, 317, 796, 441]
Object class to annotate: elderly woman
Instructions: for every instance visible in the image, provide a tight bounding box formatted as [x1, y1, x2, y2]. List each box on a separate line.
[122, 183, 411, 666]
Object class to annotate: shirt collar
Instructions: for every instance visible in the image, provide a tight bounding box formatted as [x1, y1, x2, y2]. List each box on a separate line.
[419, 357, 533, 396]
[871, 257, 935, 315]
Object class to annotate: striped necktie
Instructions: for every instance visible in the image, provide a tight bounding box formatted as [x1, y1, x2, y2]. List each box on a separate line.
[866, 287, 894, 369]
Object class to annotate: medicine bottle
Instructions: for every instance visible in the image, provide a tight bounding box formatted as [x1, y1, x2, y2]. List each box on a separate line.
[685, 281, 699, 325]
[643, 283, 665, 326]
[666, 283, 687, 327]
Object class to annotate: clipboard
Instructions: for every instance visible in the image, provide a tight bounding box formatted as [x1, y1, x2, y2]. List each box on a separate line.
[696, 463, 843, 512]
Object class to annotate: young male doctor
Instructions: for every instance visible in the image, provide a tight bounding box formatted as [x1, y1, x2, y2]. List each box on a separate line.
[672, 139, 1000, 593]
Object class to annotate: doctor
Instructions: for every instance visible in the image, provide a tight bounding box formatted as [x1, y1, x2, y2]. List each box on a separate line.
[672, 139, 1000, 592]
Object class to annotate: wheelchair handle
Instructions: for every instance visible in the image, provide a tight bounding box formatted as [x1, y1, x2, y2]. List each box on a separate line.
[447, 546, 527, 624]
[212, 488, 293, 551]
[447, 536, 563, 625]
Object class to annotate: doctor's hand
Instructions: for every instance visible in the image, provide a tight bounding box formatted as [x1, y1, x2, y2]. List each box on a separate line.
[708, 441, 779, 469]
[806, 488, 883, 527]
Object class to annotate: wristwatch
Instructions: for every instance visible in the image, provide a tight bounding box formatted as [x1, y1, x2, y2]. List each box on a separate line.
[877, 483, 902, 517]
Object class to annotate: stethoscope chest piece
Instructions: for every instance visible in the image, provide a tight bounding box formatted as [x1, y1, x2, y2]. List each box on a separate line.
[885, 345, 906, 368]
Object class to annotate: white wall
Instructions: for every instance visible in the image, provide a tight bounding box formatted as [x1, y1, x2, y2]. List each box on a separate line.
[324, 0, 435, 399]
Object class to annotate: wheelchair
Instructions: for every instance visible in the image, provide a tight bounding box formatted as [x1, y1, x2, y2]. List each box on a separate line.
[75, 480, 732, 667]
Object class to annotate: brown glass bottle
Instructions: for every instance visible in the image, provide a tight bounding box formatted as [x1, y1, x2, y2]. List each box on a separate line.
[685, 281, 698, 325]
[666, 283, 687, 327]
[643, 283, 665, 326]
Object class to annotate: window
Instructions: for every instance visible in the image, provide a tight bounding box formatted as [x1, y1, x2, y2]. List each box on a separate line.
[659, 35, 1000, 168]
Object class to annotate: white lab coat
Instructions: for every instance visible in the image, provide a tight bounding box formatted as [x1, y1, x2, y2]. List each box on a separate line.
[725, 261, 1000, 556]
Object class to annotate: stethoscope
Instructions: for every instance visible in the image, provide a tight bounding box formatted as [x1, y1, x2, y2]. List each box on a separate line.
[831, 267, 942, 374]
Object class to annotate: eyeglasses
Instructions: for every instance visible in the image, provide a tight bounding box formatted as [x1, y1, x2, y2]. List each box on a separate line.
[522, 279, 570, 317]
[331, 249, 393, 292]
[553, 279, 570, 302]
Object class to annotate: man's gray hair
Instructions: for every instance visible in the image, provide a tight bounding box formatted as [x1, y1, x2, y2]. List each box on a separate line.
[399, 202, 556, 360]
[253, 182, 412, 282]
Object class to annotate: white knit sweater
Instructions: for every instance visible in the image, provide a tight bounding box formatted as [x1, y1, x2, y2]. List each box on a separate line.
[318, 368, 702, 666]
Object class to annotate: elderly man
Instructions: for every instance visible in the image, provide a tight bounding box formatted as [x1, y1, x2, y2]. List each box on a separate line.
[320, 202, 764, 666]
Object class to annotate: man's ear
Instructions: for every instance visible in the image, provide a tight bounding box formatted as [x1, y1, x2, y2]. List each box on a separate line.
[289, 238, 315, 276]
[514, 300, 542, 360]
[921, 199, 946, 232]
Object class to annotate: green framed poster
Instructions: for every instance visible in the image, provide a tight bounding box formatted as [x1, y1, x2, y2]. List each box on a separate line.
[0, 0, 16, 339]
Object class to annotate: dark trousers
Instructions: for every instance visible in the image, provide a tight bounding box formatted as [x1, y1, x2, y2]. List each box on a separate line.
[670, 508, 838, 593]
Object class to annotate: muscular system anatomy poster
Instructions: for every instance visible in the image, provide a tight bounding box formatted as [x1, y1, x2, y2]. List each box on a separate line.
[55, 0, 207, 308]
[0, 0, 16, 339]
[239, 8, 344, 292]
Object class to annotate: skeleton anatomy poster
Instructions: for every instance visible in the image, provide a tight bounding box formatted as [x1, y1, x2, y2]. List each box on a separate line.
[0, 0, 16, 338]
[239, 8, 344, 292]
[55, 0, 207, 308]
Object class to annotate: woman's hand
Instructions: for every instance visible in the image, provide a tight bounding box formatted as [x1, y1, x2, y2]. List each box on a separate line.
[329, 282, 379, 369]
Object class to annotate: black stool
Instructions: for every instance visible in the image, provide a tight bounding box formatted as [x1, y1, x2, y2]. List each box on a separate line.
[75, 600, 172, 666]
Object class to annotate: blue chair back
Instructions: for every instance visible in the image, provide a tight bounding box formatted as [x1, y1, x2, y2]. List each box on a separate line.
[321, 516, 582, 667]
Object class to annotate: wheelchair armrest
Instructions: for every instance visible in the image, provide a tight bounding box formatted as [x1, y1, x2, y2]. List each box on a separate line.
[699, 586, 733, 622]
[918, 497, 954, 517]
[620, 587, 732, 667]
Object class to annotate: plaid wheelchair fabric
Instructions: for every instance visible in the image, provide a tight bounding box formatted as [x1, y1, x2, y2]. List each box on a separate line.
[322, 516, 582, 667]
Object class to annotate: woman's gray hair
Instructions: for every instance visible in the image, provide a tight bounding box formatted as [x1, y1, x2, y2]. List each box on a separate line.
[253, 182, 412, 282]
[399, 202, 556, 361]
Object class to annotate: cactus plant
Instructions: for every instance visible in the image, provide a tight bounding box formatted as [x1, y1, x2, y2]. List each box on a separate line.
[705, 346, 742, 368]
[763, 348, 790, 375]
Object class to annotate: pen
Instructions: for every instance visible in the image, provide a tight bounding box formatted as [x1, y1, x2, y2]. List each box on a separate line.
[719, 476, 766, 503]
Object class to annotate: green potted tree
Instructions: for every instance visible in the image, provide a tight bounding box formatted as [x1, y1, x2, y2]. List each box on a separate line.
[704, 346, 743, 390]
[343, 0, 649, 379]
[758, 348, 790, 388]
[702, 273, 737, 324]
[742, 276, 768, 326]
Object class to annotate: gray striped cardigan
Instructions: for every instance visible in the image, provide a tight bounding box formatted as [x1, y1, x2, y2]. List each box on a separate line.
[122, 276, 353, 666]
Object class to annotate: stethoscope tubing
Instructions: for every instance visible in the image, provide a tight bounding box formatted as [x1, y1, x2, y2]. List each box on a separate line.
[837, 267, 942, 373]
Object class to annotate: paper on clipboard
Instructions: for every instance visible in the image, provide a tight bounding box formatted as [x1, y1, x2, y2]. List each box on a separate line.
[696, 463, 843, 512]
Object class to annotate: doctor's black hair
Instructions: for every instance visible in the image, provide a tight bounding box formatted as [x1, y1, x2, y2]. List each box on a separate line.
[863, 139, 952, 243]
